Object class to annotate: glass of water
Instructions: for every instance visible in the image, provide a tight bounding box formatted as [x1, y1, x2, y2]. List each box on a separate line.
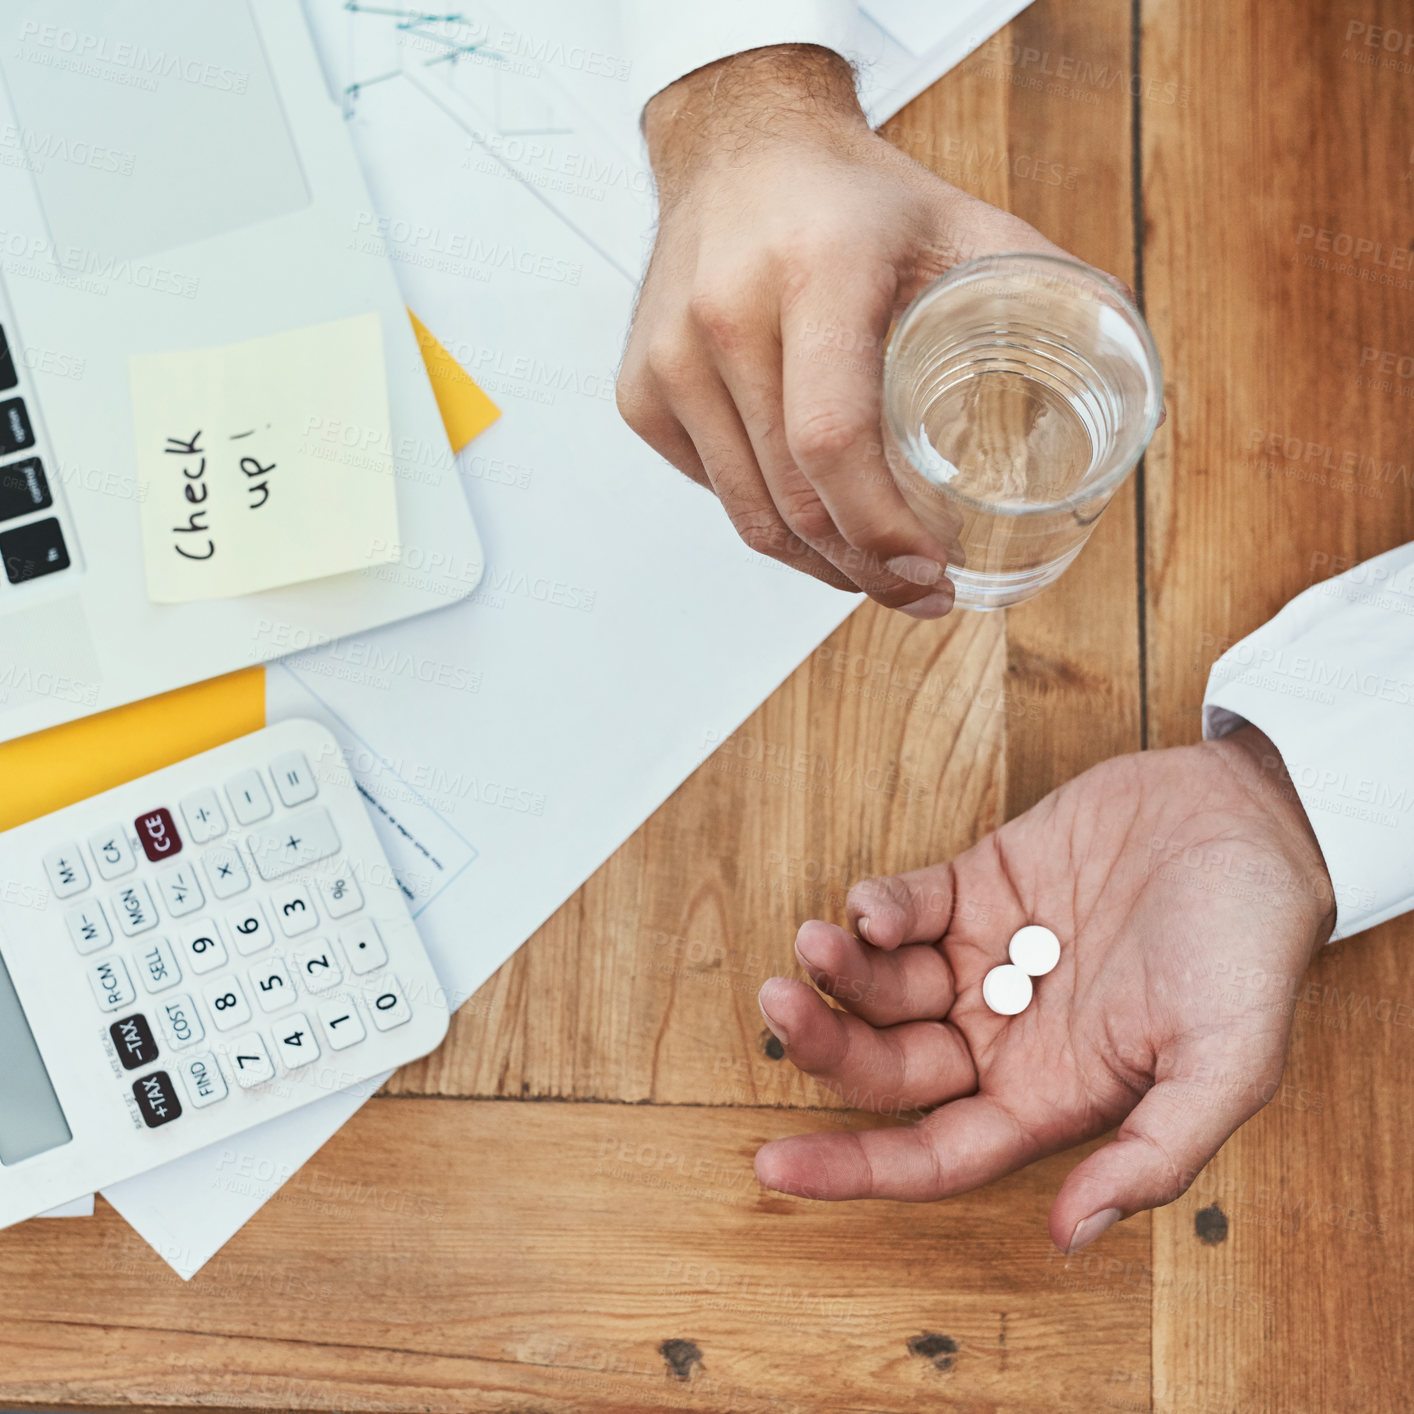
[882, 252, 1163, 611]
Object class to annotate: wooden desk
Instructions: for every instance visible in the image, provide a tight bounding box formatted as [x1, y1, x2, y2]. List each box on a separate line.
[3, 0, 1413, 1408]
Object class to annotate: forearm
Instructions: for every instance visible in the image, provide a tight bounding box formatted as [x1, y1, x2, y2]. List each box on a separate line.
[644, 44, 867, 198]
[1212, 723, 1338, 960]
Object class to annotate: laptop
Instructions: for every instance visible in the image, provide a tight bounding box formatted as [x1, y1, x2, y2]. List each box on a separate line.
[0, 0, 484, 744]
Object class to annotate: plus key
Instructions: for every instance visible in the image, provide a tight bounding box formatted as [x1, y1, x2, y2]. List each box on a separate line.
[134, 807, 182, 863]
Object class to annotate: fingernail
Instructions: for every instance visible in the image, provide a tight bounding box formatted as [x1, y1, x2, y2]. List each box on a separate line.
[758, 984, 791, 1047]
[900, 591, 952, 620]
[856, 916, 873, 943]
[794, 932, 825, 970]
[886, 554, 945, 586]
[1067, 1207, 1122, 1254]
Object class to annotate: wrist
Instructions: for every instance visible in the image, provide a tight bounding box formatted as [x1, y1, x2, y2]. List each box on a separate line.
[644, 44, 868, 198]
[1214, 723, 1337, 953]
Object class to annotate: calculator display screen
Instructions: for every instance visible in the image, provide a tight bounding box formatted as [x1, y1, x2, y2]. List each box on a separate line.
[0, 949, 71, 1165]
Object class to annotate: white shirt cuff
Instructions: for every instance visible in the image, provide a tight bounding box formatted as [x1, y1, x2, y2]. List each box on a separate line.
[621, 1, 859, 118]
[1202, 542, 1414, 941]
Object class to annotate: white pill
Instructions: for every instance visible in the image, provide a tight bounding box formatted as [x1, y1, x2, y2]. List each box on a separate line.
[982, 963, 1033, 1016]
[1009, 923, 1061, 977]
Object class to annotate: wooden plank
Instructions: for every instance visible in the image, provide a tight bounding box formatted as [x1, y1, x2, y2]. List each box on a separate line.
[1142, 0, 1414, 1409]
[931, 0, 1146, 815]
[0, 1099, 1150, 1413]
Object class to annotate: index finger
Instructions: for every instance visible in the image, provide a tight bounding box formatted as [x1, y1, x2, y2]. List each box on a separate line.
[754, 1093, 1036, 1201]
[780, 266, 954, 582]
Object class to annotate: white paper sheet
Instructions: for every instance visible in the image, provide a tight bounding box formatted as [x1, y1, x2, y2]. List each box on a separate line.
[101, 0, 1032, 1275]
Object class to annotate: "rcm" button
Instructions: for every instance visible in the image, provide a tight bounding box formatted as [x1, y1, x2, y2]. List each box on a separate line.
[134, 807, 182, 862]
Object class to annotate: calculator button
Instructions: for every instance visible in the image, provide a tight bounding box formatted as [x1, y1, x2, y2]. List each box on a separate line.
[135, 936, 182, 994]
[341, 918, 387, 975]
[225, 768, 272, 825]
[202, 977, 252, 1032]
[0, 515, 68, 582]
[133, 807, 181, 863]
[88, 956, 136, 1012]
[43, 844, 90, 898]
[178, 917, 228, 974]
[366, 976, 412, 1031]
[292, 940, 343, 993]
[317, 995, 365, 1051]
[0, 396, 35, 454]
[109, 1013, 159, 1071]
[274, 1013, 320, 1069]
[225, 902, 272, 956]
[203, 843, 250, 900]
[228, 1032, 275, 1088]
[65, 899, 112, 955]
[270, 750, 318, 806]
[0, 457, 50, 522]
[87, 825, 136, 880]
[132, 1070, 183, 1128]
[318, 865, 364, 919]
[249, 957, 296, 1013]
[0, 325, 14, 390]
[155, 862, 204, 918]
[247, 806, 341, 881]
[156, 993, 205, 1050]
[271, 882, 319, 936]
[178, 1051, 227, 1108]
[110, 880, 159, 936]
[179, 788, 227, 843]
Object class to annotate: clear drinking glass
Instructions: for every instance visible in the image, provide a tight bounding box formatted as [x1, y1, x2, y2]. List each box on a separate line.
[882, 252, 1163, 611]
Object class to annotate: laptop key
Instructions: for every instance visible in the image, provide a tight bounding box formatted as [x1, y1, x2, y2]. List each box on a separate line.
[0, 397, 35, 455]
[0, 325, 15, 390]
[0, 516, 70, 583]
[0, 458, 52, 523]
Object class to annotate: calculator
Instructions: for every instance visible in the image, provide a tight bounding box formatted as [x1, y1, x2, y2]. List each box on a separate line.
[0, 719, 449, 1230]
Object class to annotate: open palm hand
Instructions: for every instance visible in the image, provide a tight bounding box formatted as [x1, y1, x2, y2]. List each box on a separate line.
[754, 726, 1335, 1252]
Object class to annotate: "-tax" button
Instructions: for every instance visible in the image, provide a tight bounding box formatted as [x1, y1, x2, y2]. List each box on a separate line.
[109, 1013, 159, 1071]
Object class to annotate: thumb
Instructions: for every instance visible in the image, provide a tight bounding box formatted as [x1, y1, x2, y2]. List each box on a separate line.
[1047, 1063, 1274, 1253]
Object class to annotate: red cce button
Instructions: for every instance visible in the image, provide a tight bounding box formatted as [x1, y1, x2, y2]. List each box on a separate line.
[134, 807, 182, 862]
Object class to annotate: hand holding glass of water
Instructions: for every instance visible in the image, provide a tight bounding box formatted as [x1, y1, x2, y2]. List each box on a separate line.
[883, 253, 1163, 611]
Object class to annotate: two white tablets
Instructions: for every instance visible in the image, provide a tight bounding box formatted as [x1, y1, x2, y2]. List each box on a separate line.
[982, 924, 1060, 1016]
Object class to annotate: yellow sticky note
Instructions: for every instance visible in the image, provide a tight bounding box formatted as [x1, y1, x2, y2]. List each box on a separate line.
[409, 309, 500, 453]
[131, 311, 401, 603]
[0, 668, 265, 832]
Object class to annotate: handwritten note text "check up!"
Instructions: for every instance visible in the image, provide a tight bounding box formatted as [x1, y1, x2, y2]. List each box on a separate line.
[132, 312, 401, 603]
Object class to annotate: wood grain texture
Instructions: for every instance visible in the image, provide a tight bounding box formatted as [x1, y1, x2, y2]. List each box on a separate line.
[0, 1100, 1151, 1414]
[1142, 0, 1414, 1410]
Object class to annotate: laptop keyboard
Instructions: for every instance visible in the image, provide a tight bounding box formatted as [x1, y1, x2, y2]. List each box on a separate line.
[0, 321, 71, 587]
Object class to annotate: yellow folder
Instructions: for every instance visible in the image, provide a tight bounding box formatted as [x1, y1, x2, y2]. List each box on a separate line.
[0, 311, 498, 828]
